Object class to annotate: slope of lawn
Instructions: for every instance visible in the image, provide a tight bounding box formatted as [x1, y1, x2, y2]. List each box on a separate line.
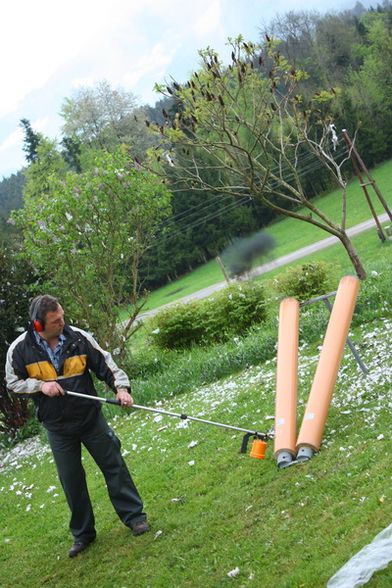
[0, 316, 391, 587]
[1, 255, 391, 587]
[1, 161, 391, 588]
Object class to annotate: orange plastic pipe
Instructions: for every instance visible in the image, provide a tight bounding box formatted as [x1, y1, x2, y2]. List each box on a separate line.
[296, 276, 360, 455]
[274, 297, 299, 464]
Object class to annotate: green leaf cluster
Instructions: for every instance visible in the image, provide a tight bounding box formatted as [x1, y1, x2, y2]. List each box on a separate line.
[0, 246, 37, 436]
[13, 149, 171, 350]
[148, 281, 267, 349]
[273, 261, 335, 302]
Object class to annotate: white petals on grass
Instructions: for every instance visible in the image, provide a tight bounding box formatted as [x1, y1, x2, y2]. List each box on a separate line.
[176, 420, 189, 429]
[0, 437, 51, 474]
[227, 567, 240, 578]
[111, 319, 392, 466]
[2, 314, 391, 537]
[154, 530, 163, 540]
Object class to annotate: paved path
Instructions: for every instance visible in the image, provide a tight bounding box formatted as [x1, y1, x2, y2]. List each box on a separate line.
[136, 213, 390, 321]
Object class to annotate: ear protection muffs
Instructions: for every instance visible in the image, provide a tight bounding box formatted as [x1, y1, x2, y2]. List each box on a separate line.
[30, 296, 45, 333]
[33, 319, 44, 333]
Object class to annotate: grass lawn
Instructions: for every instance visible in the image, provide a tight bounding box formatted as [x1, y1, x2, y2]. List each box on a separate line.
[253, 220, 392, 285]
[119, 158, 392, 318]
[1, 161, 391, 588]
[1, 317, 391, 587]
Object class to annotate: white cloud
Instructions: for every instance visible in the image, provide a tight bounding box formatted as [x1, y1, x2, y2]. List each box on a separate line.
[122, 42, 180, 100]
[193, 0, 224, 39]
[0, 0, 141, 118]
[0, 129, 23, 153]
[31, 117, 50, 133]
[0, 0, 376, 178]
[71, 77, 96, 89]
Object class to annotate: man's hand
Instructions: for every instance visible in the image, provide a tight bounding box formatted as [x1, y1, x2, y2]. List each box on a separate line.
[40, 381, 64, 397]
[116, 389, 134, 408]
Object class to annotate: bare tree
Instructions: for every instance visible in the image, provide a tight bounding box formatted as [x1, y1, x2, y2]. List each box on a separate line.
[147, 37, 367, 279]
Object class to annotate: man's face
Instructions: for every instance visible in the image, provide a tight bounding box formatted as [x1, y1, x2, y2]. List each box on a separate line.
[42, 305, 65, 339]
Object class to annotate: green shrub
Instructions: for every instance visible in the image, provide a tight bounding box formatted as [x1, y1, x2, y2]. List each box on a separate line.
[147, 301, 205, 349]
[124, 345, 176, 380]
[273, 261, 334, 302]
[0, 245, 37, 439]
[148, 281, 267, 349]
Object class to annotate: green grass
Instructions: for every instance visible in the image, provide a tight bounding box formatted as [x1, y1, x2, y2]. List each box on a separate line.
[134, 257, 222, 316]
[253, 220, 392, 284]
[1, 162, 391, 587]
[259, 157, 392, 258]
[1, 316, 391, 587]
[119, 158, 392, 317]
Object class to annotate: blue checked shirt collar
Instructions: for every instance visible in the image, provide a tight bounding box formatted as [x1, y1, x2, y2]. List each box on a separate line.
[34, 331, 66, 373]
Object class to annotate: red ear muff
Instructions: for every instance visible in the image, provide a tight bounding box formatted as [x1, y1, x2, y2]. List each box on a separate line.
[33, 319, 44, 333]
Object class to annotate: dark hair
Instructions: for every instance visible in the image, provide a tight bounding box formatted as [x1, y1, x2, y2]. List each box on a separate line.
[29, 295, 61, 323]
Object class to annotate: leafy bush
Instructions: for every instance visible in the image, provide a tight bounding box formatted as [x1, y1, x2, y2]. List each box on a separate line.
[273, 261, 334, 302]
[124, 346, 175, 380]
[0, 246, 37, 439]
[148, 281, 267, 349]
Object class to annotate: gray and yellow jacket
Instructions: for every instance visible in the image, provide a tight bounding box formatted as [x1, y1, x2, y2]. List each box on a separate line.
[5, 324, 130, 434]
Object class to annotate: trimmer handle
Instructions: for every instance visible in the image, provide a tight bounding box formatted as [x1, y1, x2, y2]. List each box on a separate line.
[240, 432, 253, 454]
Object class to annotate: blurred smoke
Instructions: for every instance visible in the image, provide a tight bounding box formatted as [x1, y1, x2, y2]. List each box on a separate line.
[220, 231, 275, 278]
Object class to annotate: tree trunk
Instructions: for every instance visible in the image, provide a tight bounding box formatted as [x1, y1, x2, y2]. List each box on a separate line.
[338, 231, 367, 280]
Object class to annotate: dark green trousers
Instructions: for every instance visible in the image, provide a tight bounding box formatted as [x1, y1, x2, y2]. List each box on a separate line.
[47, 411, 146, 542]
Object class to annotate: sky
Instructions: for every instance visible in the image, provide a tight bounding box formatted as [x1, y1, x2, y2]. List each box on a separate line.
[0, 0, 373, 179]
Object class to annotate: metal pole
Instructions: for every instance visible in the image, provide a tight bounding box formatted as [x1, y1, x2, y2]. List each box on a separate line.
[299, 292, 370, 376]
[342, 129, 392, 222]
[322, 299, 369, 375]
[64, 390, 271, 439]
[216, 255, 231, 284]
[341, 130, 386, 240]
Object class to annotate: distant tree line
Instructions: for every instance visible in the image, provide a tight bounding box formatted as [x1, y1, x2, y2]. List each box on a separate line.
[261, 1, 392, 167]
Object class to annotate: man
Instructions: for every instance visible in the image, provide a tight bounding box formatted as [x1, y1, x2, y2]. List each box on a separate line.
[5, 294, 149, 557]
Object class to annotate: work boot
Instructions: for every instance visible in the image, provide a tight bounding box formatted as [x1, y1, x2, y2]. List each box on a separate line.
[69, 537, 95, 558]
[130, 520, 150, 536]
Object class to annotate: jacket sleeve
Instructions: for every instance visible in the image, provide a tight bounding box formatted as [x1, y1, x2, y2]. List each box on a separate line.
[5, 337, 42, 397]
[75, 328, 131, 392]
